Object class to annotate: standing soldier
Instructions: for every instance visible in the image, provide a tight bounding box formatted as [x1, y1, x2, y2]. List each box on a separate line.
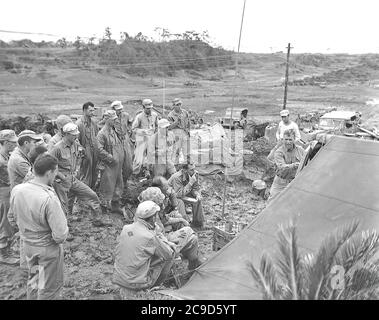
[47, 115, 72, 150]
[97, 110, 125, 215]
[50, 123, 111, 227]
[76, 102, 99, 189]
[8, 130, 43, 270]
[168, 98, 190, 164]
[0, 130, 19, 265]
[147, 118, 176, 179]
[10, 154, 68, 299]
[110, 101, 134, 203]
[132, 99, 158, 175]
[8, 130, 42, 191]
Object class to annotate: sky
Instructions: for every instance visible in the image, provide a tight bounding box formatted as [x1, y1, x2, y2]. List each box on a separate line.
[1, 0, 379, 53]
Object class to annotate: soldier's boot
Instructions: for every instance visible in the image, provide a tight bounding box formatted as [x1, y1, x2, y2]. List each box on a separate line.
[92, 207, 113, 228]
[111, 201, 123, 215]
[0, 245, 20, 266]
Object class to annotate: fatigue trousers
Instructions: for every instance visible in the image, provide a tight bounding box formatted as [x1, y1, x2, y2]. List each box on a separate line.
[268, 175, 291, 201]
[121, 138, 133, 203]
[171, 129, 189, 164]
[79, 145, 98, 190]
[24, 242, 64, 300]
[0, 187, 14, 249]
[183, 196, 205, 228]
[132, 135, 150, 175]
[54, 175, 101, 218]
[166, 226, 199, 261]
[122, 137, 133, 181]
[114, 257, 174, 295]
[98, 144, 124, 207]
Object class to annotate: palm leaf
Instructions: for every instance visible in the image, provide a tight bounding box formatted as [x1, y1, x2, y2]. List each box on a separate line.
[248, 253, 280, 300]
[334, 230, 379, 276]
[307, 220, 359, 299]
[275, 220, 303, 299]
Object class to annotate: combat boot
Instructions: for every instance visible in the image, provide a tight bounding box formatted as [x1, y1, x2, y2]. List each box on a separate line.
[111, 201, 123, 215]
[0, 245, 20, 265]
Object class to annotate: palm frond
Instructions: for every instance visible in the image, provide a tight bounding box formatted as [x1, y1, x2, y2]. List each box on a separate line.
[248, 253, 281, 300]
[307, 220, 359, 300]
[335, 229, 379, 276]
[276, 220, 303, 299]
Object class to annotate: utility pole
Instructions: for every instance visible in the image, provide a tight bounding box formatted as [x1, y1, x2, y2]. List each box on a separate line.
[283, 43, 293, 110]
[221, 0, 246, 220]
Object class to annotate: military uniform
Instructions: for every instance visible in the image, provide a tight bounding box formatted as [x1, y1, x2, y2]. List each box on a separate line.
[147, 131, 176, 179]
[76, 115, 99, 189]
[131, 111, 158, 174]
[113, 218, 174, 290]
[167, 108, 190, 164]
[269, 144, 305, 200]
[168, 170, 205, 228]
[7, 147, 32, 191]
[10, 180, 68, 299]
[97, 123, 125, 210]
[0, 151, 15, 253]
[50, 139, 103, 222]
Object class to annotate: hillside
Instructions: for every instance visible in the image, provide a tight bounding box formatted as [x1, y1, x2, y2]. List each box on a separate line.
[0, 39, 379, 128]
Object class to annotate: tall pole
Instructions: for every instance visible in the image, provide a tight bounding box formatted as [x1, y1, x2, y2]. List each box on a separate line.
[221, 0, 246, 219]
[283, 43, 292, 110]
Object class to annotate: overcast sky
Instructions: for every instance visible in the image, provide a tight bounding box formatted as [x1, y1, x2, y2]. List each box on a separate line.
[1, 0, 378, 53]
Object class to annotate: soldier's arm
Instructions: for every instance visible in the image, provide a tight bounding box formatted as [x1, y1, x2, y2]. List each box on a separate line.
[75, 120, 84, 146]
[169, 175, 193, 198]
[16, 159, 31, 181]
[294, 125, 301, 141]
[45, 196, 68, 244]
[8, 189, 18, 229]
[96, 131, 114, 164]
[48, 147, 65, 180]
[151, 235, 175, 261]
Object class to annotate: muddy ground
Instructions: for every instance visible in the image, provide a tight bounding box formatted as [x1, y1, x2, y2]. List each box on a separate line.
[0, 162, 268, 300]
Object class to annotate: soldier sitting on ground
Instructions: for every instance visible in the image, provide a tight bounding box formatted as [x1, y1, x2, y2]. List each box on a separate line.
[113, 201, 176, 296]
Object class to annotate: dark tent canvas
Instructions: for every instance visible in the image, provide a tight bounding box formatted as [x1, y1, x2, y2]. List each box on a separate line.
[161, 136, 379, 299]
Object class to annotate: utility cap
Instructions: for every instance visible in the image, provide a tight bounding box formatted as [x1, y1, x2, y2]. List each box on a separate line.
[0, 129, 18, 142]
[142, 99, 153, 108]
[280, 109, 290, 117]
[111, 100, 124, 110]
[172, 98, 182, 106]
[135, 200, 160, 219]
[62, 123, 80, 135]
[18, 130, 43, 141]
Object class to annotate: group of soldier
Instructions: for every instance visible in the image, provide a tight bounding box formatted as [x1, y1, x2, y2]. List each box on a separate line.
[0, 97, 205, 299]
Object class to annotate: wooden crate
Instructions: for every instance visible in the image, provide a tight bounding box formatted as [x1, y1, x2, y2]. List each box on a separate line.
[212, 226, 236, 251]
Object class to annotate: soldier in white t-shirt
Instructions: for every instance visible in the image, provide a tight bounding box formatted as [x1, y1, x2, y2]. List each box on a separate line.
[276, 109, 301, 141]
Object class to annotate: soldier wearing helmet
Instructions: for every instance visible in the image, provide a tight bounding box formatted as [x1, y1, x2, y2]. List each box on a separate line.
[113, 200, 176, 293]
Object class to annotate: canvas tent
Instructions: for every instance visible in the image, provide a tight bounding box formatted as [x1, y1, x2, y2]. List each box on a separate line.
[161, 136, 379, 299]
